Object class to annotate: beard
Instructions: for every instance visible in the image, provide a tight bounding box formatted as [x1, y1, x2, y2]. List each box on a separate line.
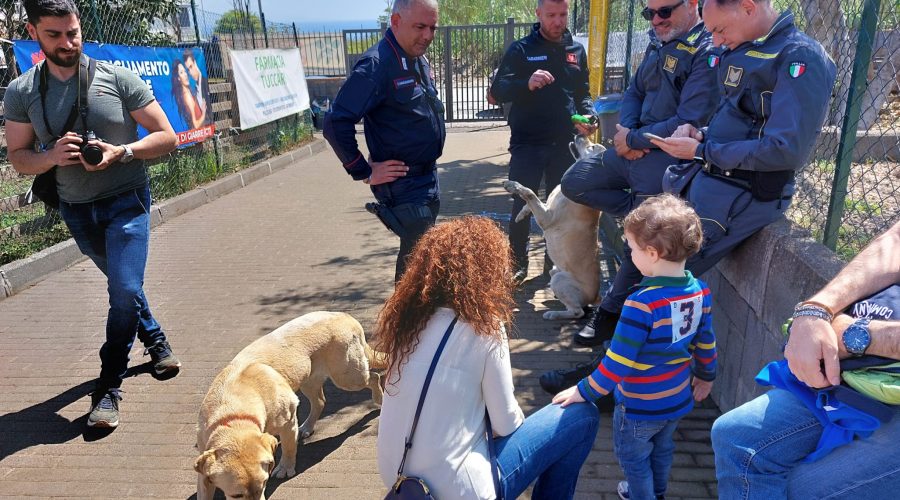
[39, 40, 81, 68]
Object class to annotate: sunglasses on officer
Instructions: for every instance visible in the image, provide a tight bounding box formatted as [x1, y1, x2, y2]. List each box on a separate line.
[641, 0, 686, 21]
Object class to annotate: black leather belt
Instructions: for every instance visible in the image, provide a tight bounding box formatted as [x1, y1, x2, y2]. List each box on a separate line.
[406, 162, 437, 177]
[703, 163, 754, 183]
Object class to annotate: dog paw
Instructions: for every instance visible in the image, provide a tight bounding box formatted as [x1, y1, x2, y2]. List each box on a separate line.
[272, 463, 296, 479]
[502, 180, 523, 195]
[543, 311, 561, 320]
[299, 426, 315, 439]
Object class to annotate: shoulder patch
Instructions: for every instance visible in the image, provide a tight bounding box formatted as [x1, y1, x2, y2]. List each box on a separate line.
[707, 54, 720, 68]
[566, 52, 578, 64]
[746, 50, 779, 59]
[675, 42, 698, 55]
[789, 61, 806, 78]
[724, 65, 743, 87]
[664, 55, 678, 73]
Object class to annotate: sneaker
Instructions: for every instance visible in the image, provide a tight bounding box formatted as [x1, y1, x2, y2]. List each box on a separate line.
[513, 266, 528, 284]
[574, 307, 620, 347]
[617, 481, 665, 500]
[144, 340, 182, 375]
[88, 388, 122, 428]
[617, 481, 630, 500]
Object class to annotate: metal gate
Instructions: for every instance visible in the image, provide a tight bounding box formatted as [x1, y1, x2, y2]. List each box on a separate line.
[343, 21, 531, 122]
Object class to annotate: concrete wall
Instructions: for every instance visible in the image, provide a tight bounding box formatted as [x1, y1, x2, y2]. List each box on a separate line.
[703, 218, 846, 412]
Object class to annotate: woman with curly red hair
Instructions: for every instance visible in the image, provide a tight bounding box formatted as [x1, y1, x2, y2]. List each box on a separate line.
[376, 216, 599, 499]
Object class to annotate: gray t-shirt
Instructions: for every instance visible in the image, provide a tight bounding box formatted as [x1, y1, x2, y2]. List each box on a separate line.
[4, 58, 156, 203]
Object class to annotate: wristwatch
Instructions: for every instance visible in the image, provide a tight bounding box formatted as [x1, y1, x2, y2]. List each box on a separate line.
[120, 144, 134, 164]
[842, 317, 872, 357]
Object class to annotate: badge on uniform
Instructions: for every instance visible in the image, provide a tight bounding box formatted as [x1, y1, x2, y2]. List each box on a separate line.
[664, 55, 678, 73]
[724, 65, 743, 87]
[789, 61, 806, 78]
[707, 54, 720, 68]
[566, 52, 577, 65]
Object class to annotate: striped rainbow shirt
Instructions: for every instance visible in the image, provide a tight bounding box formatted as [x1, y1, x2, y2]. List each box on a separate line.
[577, 271, 717, 420]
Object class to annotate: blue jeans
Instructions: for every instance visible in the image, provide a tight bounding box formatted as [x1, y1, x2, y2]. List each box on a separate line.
[613, 404, 679, 500]
[59, 184, 165, 389]
[712, 388, 900, 499]
[495, 402, 599, 500]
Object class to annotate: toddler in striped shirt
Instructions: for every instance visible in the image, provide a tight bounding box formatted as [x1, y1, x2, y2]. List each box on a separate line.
[554, 194, 717, 500]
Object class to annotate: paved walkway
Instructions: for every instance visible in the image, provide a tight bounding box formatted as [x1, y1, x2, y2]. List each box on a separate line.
[0, 130, 718, 499]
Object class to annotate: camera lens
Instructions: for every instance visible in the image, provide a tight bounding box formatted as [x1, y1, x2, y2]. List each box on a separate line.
[80, 131, 104, 165]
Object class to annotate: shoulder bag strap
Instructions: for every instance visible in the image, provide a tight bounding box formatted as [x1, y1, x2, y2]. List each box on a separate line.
[396, 316, 458, 477]
[484, 409, 504, 500]
[37, 55, 95, 141]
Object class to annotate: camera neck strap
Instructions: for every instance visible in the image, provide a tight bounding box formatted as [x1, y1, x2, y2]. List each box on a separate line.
[38, 54, 96, 141]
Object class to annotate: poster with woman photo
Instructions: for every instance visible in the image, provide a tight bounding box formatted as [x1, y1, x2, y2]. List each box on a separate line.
[13, 41, 216, 147]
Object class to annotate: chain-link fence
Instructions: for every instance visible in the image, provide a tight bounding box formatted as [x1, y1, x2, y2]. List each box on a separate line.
[596, 0, 900, 259]
[0, 3, 314, 266]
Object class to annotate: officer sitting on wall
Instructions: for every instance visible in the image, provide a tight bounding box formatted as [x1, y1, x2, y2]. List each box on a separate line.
[559, 0, 718, 350]
[543, 0, 837, 395]
[323, 0, 445, 282]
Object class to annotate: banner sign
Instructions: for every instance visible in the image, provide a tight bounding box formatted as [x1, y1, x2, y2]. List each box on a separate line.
[13, 40, 215, 147]
[229, 48, 310, 129]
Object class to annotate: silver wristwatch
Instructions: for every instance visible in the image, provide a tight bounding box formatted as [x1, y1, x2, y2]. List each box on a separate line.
[120, 144, 134, 164]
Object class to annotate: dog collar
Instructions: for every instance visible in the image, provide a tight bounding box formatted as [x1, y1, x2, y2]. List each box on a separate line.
[210, 414, 263, 432]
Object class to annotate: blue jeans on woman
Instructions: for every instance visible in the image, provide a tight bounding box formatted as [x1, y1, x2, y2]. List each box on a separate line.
[59, 184, 166, 389]
[496, 401, 600, 500]
[613, 404, 679, 500]
[712, 388, 900, 499]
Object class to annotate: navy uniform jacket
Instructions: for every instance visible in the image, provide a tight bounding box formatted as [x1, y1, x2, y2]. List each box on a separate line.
[621, 22, 719, 151]
[323, 29, 446, 203]
[697, 11, 837, 176]
[490, 23, 593, 145]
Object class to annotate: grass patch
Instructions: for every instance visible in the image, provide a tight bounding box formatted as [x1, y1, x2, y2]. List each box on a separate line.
[0, 221, 70, 265]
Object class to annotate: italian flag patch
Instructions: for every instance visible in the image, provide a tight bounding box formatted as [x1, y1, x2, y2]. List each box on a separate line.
[708, 54, 720, 68]
[789, 62, 806, 78]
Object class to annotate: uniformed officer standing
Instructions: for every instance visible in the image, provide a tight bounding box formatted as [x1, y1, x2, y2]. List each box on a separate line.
[323, 0, 444, 282]
[490, 0, 596, 282]
[559, 0, 718, 348]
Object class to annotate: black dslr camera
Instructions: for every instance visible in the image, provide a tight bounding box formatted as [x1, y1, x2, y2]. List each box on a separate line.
[80, 131, 104, 165]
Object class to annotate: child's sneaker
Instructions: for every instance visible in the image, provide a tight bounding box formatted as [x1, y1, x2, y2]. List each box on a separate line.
[617, 481, 630, 500]
[87, 388, 122, 428]
[144, 340, 182, 375]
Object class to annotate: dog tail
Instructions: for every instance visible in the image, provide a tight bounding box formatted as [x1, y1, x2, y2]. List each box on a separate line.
[365, 344, 389, 370]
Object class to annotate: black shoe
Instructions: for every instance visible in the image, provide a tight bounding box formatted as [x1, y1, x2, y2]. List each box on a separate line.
[574, 307, 620, 347]
[539, 350, 605, 395]
[513, 267, 528, 284]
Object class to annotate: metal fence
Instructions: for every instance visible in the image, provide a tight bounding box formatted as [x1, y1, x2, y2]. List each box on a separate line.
[597, 0, 900, 259]
[0, 5, 314, 266]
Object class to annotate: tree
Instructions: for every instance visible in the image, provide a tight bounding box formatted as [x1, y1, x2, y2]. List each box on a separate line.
[213, 9, 263, 34]
[75, 0, 180, 45]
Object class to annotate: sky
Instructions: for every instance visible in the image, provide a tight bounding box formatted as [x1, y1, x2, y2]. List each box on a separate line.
[196, 0, 388, 24]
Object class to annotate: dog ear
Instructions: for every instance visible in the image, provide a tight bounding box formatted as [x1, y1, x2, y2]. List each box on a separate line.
[262, 432, 279, 456]
[194, 448, 217, 474]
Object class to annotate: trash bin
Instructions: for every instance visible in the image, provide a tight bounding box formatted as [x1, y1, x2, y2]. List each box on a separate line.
[310, 97, 331, 130]
[593, 93, 623, 146]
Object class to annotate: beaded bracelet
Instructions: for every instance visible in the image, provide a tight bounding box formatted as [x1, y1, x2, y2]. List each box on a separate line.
[792, 307, 833, 323]
[796, 300, 836, 318]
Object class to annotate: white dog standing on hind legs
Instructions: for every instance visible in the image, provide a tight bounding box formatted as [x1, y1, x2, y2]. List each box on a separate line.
[195, 311, 386, 500]
[503, 137, 603, 320]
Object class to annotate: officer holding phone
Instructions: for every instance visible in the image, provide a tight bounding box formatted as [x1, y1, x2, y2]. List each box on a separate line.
[553, 0, 718, 350]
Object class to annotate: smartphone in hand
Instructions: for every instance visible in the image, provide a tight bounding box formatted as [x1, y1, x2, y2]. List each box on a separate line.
[643, 132, 665, 142]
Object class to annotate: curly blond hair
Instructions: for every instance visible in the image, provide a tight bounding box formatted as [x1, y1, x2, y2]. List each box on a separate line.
[374, 216, 516, 382]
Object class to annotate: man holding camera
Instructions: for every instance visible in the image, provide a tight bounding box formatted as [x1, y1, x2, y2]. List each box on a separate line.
[4, 0, 179, 428]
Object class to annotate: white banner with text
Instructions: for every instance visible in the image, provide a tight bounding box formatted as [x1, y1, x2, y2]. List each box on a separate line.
[230, 48, 310, 129]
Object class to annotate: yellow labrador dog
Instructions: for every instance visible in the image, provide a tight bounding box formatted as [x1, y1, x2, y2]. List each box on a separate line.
[195, 311, 386, 500]
[503, 138, 604, 320]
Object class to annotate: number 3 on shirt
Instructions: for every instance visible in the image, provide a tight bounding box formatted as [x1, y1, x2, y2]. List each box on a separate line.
[670, 294, 703, 343]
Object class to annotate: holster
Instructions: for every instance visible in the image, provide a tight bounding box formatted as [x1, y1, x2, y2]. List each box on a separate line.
[365, 202, 433, 239]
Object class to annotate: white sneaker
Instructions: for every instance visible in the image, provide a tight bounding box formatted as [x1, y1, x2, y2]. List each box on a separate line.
[617, 480, 630, 500]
